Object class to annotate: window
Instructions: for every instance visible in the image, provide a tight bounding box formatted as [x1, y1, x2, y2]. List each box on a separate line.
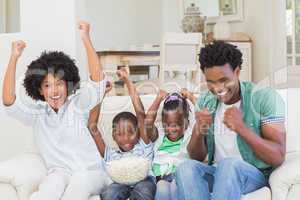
[286, 0, 300, 67]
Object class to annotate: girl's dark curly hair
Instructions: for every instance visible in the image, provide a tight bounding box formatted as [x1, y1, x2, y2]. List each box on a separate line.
[23, 51, 80, 101]
[199, 41, 243, 72]
[162, 93, 190, 126]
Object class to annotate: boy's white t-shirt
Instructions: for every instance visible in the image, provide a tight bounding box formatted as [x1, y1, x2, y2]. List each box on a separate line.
[214, 100, 243, 163]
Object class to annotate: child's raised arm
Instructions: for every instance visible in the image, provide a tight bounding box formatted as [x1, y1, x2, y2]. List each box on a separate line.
[145, 90, 168, 142]
[2, 41, 26, 106]
[88, 81, 113, 157]
[88, 105, 106, 157]
[116, 68, 151, 144]
[78, 21, 104, 82]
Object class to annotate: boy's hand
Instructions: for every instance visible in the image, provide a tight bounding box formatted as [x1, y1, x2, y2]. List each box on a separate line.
[11, 40, 26, 58]
[116, 67, 129, 81]
[78, 21, 90, 39]
[105, 81, 113, 94]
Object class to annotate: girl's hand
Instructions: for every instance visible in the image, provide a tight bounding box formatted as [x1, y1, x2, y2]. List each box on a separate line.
[181, 88, 196, 104]
[11, 40, 26, 58]
[180, 88, 193, 99]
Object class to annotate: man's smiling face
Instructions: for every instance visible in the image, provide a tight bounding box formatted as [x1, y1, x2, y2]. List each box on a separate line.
[204, 63, 241, 104]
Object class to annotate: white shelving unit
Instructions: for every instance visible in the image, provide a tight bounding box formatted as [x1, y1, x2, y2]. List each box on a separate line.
[229, 41, 252, 81]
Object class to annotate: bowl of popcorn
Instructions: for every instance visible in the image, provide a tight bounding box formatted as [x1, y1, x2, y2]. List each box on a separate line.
[105, 156, 150, 185]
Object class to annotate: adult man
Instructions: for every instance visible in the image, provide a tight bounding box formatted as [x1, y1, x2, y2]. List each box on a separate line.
[176, 41, 286, 200]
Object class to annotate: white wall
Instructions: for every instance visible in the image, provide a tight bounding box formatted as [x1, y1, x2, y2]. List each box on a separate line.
[0, 0, 86, 161]
[229, 0, 286, 84]
[271, 0, 287, 86]
[86, 0, 162, 51]
[162, 0, 182, 33]
[198, 0, 219, 17]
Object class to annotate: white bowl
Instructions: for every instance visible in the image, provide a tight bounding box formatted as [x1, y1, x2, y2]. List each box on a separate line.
[106, 156, 150, 185]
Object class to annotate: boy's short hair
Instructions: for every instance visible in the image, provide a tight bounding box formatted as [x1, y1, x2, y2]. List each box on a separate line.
[23, 51, 80, 101]
[112, 111, 138, 131]
[199, 41, 243, 71]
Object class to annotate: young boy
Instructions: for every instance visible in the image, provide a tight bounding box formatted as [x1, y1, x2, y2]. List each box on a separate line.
[2, 21, 110, 200]
[88, 68, 156, 200]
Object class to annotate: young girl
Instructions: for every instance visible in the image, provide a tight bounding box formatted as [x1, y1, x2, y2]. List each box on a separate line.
[88, 68, 156, 200]
[145, 89, 196, 200]
[2, 22, 110, 200]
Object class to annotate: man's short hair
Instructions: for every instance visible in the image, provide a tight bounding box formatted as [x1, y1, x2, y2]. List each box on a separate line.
[199, 41, 243, 71]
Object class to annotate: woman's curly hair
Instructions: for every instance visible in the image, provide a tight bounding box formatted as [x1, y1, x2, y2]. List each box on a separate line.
[199, 41, 243, 71]
[23, 51, 80, 101]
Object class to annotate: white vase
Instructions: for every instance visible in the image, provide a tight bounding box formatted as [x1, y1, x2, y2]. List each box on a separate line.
[213, 18, 231, 40]
[181, 3, 206, 33]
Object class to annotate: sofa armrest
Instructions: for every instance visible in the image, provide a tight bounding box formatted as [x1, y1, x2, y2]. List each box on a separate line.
[269, 151, 300, 200]
[0, 153, 47, 200]
[0, 183, 18, 200]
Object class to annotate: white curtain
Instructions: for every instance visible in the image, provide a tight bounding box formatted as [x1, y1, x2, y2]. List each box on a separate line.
[0, 0, 6, 33]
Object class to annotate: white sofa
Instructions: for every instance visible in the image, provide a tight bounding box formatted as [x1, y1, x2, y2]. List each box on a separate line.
[0, 89, 300, 200]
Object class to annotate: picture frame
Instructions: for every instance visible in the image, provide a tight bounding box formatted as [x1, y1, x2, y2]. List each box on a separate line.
[179, 0, 244, 24]
[219, 0, 237, 15]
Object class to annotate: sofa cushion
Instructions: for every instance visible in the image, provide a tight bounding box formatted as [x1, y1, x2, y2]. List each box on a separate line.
[89, 196, 100, 200]
[241, 186, 271, 200]
[287, 184, 300, 200]
[0, 184, 18, 200]
[276, 89, 300, 153]
[285, 88, 300, 152]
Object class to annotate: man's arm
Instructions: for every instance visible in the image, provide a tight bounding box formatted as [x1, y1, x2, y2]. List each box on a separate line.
[2, 41, 26, 106]
[145, 90, 168, 142]
[238, 123, 285, 167]
[224, 107, 286, 167]
[117, 68, 150, 144]
[78, 21, 104, 82]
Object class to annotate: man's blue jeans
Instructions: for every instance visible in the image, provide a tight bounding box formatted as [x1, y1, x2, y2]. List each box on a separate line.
[175, 158, 268, 200]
